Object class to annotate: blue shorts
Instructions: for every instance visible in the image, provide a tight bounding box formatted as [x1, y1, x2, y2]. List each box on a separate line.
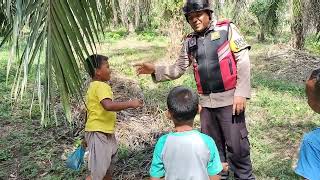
[295, 128, 320, 180]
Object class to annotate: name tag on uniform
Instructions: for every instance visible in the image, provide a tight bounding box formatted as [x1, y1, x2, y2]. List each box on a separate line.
[211, 32, 220, 41]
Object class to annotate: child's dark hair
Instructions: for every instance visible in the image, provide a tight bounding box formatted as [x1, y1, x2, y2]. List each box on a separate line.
[85, 54, 109, 77]
[167, 86, 199, 122]
[310, 68, 320, 99]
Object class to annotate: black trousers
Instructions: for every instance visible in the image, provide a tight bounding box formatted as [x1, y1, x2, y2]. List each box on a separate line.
[200, 106, 255, 180]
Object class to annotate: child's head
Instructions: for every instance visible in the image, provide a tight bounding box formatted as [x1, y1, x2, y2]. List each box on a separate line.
[306, 68, 320, 113]
[85, 54, 110, 81]
[167, 86, 199, 124]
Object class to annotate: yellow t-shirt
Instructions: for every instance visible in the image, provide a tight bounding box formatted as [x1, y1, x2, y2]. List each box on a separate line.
[85, 81, 116, 134]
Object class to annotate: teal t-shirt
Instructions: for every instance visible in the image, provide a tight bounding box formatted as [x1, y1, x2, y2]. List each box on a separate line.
[295, 128, 320, 180]
[150, 130, 223, 179]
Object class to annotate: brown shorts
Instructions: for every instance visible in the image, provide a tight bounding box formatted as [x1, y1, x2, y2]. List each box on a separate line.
[85, 132, 117, 180]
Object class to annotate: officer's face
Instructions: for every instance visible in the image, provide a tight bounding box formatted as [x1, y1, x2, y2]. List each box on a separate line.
[187, 11, 210, 33]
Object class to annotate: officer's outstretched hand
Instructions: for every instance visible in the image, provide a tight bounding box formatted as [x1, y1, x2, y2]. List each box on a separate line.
[233, 96, 246, 115]
[133, 62, 155, 75]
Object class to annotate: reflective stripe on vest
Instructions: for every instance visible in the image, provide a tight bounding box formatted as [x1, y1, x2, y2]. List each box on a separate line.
[187, 20, 237, 94]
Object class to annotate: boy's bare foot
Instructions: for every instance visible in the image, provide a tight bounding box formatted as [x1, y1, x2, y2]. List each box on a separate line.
[86, 175, 92, 180]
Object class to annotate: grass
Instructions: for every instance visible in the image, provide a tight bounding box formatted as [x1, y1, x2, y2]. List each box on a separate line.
[0, 43, 87, 179]
[305, 33, 320, 55]
[1, 32, 320, 179]
[247, 39, 320, 179]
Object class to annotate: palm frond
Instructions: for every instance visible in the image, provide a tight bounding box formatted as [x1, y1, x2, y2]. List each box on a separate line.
[0, 0, 112, 125]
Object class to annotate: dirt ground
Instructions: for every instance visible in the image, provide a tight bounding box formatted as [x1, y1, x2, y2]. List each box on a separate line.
[253, 44, 320, 84]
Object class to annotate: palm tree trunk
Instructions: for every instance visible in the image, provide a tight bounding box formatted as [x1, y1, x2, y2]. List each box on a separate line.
[134, 0, 140, 30]
[119, 0, 129, 31]
[292, 0, 305, 49]
[111, 0, 118, 26]
[258, 26, 265, 41]
[292, 22, 304, 49]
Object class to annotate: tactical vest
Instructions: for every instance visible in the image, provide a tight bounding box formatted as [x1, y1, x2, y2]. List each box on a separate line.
[187, 20, 237, 94]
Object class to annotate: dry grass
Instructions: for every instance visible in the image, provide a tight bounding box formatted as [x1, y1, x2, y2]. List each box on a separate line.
[254, 44, 320, 84]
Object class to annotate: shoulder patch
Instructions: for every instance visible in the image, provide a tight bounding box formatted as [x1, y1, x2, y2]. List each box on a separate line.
[229, 23, 250, 52]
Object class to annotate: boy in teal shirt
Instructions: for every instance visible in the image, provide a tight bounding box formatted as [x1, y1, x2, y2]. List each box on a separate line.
[295, 68, 320, 180]
[150, 86, 223, 180]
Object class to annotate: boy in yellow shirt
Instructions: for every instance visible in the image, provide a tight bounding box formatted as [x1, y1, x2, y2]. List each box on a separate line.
[85, 54, 143, 180]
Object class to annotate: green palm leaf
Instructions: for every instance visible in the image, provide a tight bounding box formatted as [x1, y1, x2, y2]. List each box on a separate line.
[0, 0, 112, 125]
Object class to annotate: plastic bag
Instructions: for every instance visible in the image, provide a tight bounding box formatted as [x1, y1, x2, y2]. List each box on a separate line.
[66, 145, 85, 170]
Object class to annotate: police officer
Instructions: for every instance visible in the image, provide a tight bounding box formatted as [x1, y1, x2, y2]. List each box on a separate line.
[135, 0, 255, 179]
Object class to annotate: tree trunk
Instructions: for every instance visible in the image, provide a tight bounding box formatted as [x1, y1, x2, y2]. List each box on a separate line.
[134, 0, 140, 30]
[258, 27, 265, 41]
[214, 0, 221, 18]
[111, 0, 118, 26]
[292, 22, 304, 49]
[119, 0, 129, 31]
[292, 0, 305, 49]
